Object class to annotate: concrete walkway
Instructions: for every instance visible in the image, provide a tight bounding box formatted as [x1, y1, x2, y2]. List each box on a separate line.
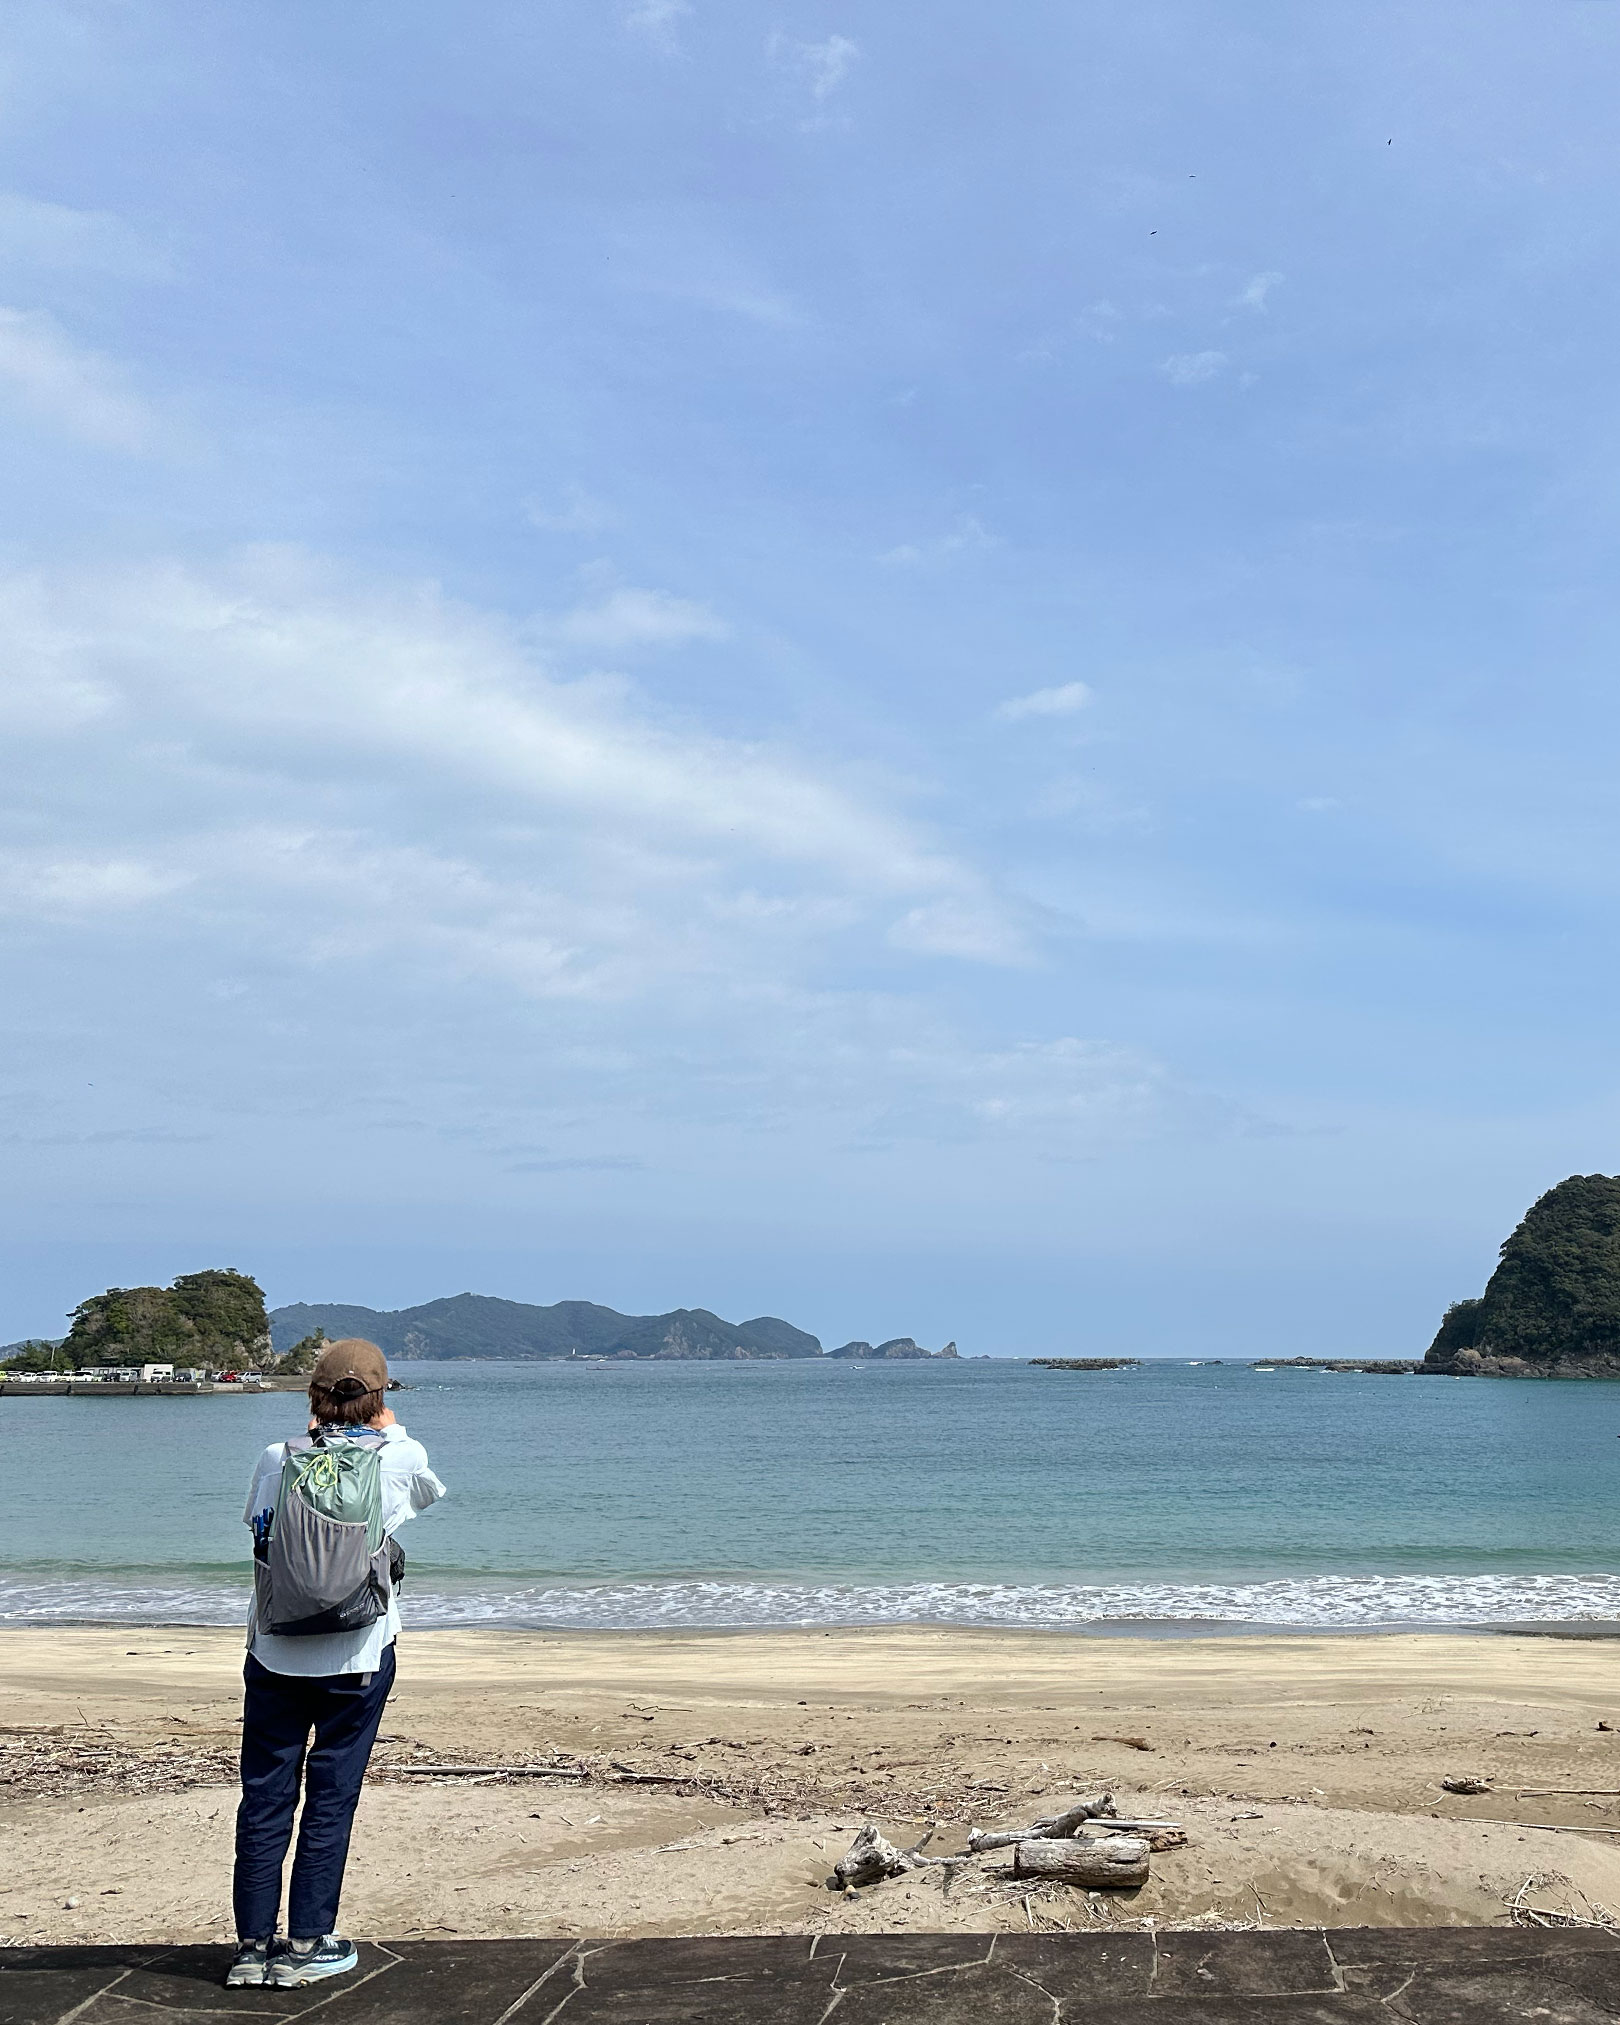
[4, 1929, 1620, 2021]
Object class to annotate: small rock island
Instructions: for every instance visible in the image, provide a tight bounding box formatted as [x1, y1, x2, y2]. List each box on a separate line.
[1030, 1358, 1141, 1371]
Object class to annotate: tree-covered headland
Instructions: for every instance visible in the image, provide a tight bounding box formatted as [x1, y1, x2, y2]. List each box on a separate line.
[0, 1275, 335, 1378]
[1425, 1173, 1620, 1377]
[58, 1269, 274, 1371]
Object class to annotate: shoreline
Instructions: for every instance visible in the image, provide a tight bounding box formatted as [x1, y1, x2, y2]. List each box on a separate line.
[6, 1612, 1620, 1640]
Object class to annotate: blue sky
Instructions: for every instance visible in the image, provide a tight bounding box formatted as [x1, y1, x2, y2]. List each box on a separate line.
[4, 1, 1620, 1353]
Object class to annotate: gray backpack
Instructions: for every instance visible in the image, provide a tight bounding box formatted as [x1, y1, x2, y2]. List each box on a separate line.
[253, 1431, 403, 1637]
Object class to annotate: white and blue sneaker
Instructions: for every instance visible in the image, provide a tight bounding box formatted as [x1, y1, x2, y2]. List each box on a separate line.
[268, 1935, 360, 1987]
[224, 1937, 275, 1987]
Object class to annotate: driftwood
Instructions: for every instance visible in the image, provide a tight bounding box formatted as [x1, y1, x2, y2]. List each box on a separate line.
[607, 1760, 718, 1785]
[1447, 1816, 1620, 1836]
[391, 1764, 589, 1780]
[1115, 1825, 1187, 1852]
[968, 1794, 1128, 1853]
[1036, 1795, 1117, 1835]
[1013, 1834, 1150, 1888]
[833, 1823, 939, 1888]
[972, 1819, 1183, 1854]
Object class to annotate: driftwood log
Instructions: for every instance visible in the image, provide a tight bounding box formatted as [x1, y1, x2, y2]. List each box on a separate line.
[966, 1794, 1113, 1851]
[968, 1817, 1179, 1852]
[1012, 1834, 1150, 1888]
[968, 1793, 1185, 1853]
[391, 1764, 589, 1780]
[833, 1823, 939, 1889]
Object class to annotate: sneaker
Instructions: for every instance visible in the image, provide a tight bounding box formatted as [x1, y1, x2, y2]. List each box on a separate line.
[224, 1938, 274, 1987]
[268, 1935, 360, 1988]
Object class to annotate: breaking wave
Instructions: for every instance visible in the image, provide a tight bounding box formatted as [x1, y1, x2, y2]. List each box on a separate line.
[5, 1570, 1620, 1631]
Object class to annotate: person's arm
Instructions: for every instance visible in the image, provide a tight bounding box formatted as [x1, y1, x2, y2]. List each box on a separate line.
[407, 1454, 447, 1512]
[378, 1431, 447, 1533]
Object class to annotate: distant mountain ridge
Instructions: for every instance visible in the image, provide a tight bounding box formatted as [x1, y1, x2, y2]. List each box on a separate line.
[268, 1294, 952, 1362]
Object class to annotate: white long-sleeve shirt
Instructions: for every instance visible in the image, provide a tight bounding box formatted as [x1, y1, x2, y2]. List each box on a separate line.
[243, 1422, 447, 1677]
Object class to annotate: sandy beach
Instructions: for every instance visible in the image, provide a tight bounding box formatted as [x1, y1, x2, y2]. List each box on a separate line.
[8, 1625, 1620, 1942]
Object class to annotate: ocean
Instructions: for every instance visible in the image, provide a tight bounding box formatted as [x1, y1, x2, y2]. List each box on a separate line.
[3, 1357, 1618, 1633]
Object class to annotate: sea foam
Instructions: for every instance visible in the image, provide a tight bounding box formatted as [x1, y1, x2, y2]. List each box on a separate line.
[5, 1571, 1620, 1631]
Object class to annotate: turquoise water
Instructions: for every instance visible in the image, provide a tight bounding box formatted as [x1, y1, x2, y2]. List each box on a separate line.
[3, 1359, 1619, 1628]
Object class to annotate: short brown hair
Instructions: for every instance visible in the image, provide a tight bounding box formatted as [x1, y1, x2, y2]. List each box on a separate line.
[308, 1380, 385, 1427]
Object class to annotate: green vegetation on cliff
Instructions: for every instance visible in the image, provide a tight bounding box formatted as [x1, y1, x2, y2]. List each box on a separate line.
[60, 1269, 272, 1370]
[271, 1294, 826, 1360]
[273, 1328, 327, 1376]
[1425, 1174, 1620, 1376]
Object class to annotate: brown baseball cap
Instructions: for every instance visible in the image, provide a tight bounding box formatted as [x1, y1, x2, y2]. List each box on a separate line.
[311, 1337, 388, 1395]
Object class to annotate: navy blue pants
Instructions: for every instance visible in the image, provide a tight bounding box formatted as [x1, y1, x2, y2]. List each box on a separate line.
[232, 1644, 395, 1941]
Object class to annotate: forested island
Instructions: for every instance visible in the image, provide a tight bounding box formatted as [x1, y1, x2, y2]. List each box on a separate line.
[2, 1270, 276, 1375]
[2, 1281, 956, 1372]
[15, 1178, 1620, 1381]
[271, 1296, 956, 1362]
[1425, 1173, 1620, 1378]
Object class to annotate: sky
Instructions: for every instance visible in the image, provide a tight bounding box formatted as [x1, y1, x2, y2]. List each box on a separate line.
[4, 1, 1620, 1355]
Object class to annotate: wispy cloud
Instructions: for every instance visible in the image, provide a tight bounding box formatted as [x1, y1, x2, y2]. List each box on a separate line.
[995, 680, 1092, 721]
[0, 855, 190, 914]
[550, 584, 729, 653]
[524, 486, 617, 535]
[2, 551, 1026, 998]
[0, 308, 157, 449]
[0, 193, 171, 280]
[1161, 350, 1227, 388]
[1235, 270, 1283, 311]
[880, 516, 999, 568]
[625, 0, 690, 53]
[889, 898, 1030, 965]
[777, 32, 859, 99]
[628, 260, 799, 328]
[506, 1154, 644, 1173]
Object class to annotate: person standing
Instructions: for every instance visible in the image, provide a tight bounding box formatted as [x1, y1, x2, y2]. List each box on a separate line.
[227, 1338, 446, 1989]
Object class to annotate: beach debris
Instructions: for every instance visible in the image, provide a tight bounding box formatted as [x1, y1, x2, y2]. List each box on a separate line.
[1117, 1824, 1188, 1851]
[1510, 1875, 1620, 1931]
[1095, 1734, 1155, 1751]
[1448, 1815, 1620, 1836]
[1440, 1777, 1493, 1795]
[971, 1795, 1184, 1860]
[607, 1760, 717, 1786]
[391, 1763, 590, 1781]
[968, 1794, 1118, 1851]
[832, 1821, 944, 1889]
[1013, 1834, 1151, 1888]
[0, 1724, 238, 1798]
[1599, 1722, 1614, 1732]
